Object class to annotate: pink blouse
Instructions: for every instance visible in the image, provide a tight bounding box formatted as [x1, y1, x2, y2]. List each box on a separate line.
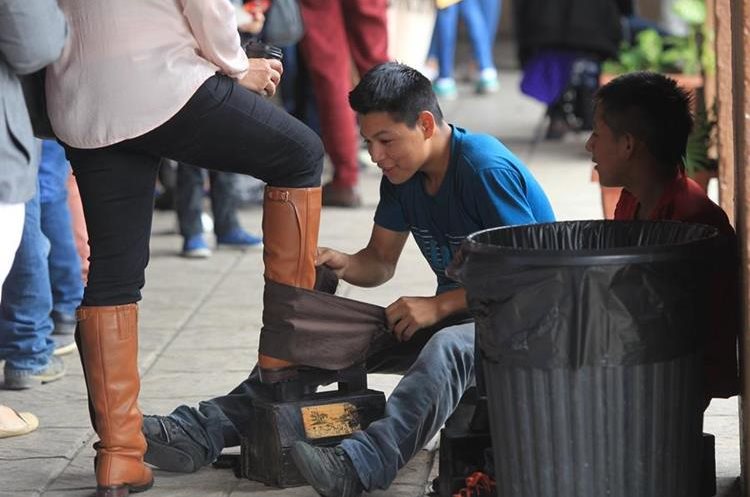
[47, 0, 249, 149]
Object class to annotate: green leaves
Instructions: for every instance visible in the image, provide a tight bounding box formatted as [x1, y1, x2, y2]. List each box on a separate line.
[673, 0, 707, 26]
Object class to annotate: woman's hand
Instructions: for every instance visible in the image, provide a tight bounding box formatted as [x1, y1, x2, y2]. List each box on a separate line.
[239, 58, 283, 97]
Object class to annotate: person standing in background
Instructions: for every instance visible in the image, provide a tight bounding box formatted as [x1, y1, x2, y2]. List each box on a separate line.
[38, 140, 84, 354]
[298, 0, 390, 208]
[0, 0, 67, 436]
[175, 0, 270, 259]
[516, 0, 629, 139]
[431, 0, 499, 99]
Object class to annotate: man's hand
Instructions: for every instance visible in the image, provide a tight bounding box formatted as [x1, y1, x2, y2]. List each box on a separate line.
[385, 296, 442, 342]
[239, 58, 282, 97]
[316, 247, 350, 279]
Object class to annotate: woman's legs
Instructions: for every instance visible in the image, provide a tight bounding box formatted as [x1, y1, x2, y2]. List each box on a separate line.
[125, 75, 324, 378]
[65, 74, 325, 492]
[65, 145, 161, 495]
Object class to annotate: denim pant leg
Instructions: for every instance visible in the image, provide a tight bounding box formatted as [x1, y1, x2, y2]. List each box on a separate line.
[41, 193, 84, 317]
[459, 0, 495, 71]
[208, 171, 241, 237]
[341, 322, 475, 491]
[0, 189, 55, 371]
[176, 163, 205, 239]
[435, 5, 459, 79]
[167, 367, 270, 462]
[478, 0, 501, 47]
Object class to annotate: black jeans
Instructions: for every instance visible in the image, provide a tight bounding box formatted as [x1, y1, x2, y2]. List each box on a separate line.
[65, 74, 324, 306]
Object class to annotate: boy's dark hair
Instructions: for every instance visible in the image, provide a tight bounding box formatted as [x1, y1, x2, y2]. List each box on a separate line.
[595, 71, 694, 177]
[349, 62, 444, 127]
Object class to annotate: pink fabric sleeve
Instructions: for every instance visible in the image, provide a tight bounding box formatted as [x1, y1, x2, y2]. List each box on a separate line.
[180, 0, 249, 79]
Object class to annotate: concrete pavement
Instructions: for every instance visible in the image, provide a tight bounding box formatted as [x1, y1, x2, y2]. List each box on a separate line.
[0, 66, 740, 497]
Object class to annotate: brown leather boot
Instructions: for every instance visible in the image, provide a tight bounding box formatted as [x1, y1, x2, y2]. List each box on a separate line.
[258, 186, 321, 381]
[77, 304, 153, 497]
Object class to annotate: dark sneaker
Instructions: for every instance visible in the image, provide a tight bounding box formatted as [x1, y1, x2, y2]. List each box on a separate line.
[322, 183, 362, 208]
[52, 311, 77, 356]
[143, 415, 211, 473]
[291, 442, 363, 497]
[3, 356, 66, 390]
[216, 228, 262, 250]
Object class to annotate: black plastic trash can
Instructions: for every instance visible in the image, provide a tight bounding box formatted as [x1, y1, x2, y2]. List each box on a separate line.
[447, 220, 720, 497]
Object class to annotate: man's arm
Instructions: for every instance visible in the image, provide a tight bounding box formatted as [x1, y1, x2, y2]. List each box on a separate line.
[317, 224, 409, 288]
[0, 0, 67, 75]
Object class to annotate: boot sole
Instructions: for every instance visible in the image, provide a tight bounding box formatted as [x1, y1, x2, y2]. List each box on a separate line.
[143, 437, 199, 473]
[96, 477, 154, 497]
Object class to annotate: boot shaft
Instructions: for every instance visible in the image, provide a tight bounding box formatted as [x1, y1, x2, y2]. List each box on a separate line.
[262, 186, 321, 289]
[77, 304, 152, 490]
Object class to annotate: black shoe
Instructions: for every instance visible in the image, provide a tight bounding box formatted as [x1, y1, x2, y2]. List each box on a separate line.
[142, 415, 210, 473]
[291, 442, 363, 497]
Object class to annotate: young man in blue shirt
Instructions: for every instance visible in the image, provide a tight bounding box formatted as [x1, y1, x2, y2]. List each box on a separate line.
[142, 62, 554, 496]
[292, 62, 555, 496]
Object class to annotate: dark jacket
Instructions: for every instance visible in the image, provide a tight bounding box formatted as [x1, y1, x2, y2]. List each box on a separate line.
[515, 0, 626, 65]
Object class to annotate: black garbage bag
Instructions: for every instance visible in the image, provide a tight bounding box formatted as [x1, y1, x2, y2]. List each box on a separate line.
[447, 220, 720, 497]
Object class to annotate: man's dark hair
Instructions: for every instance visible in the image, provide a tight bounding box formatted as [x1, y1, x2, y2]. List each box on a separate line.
[595, 71, 693, 177]
[349, 62, 444, 127]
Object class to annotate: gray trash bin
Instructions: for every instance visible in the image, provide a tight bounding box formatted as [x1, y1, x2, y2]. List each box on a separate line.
[447, 220, 720, 497]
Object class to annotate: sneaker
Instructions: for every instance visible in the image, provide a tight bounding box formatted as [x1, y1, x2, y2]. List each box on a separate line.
[291, 442, 363, 497]
[216, 228, 262, 250]
[476, 68, 499, 95]
[143, 415, 211, 473]
[3, 356, 66, 390]
[181, 234, 212, 259]
[52, 311, 77, 356]
[322, 182, 362, 208]
[433, 78, 458, 100]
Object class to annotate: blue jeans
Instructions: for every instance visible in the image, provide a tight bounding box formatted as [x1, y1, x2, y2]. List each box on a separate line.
[39, 140, 83, 318]
[0, 189, 55, 371]
[165, 322, 475, 491]
[342, 323, 475, 490]
[479, 0, 501, 48]
[176, 164, 240, 238]
[434, 0, 495, 79]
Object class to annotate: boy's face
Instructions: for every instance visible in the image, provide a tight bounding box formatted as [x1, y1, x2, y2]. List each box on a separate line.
[358, 111, 432, 185]
[585, 106, 630, 187]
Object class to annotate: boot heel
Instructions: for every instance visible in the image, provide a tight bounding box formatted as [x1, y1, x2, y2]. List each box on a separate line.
[95, 476, 154, 497]
[96, 486, 130, 497]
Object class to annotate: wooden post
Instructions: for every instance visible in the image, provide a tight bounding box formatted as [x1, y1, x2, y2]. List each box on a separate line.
[725, 0, 750, 493]
[715, 0, 735, 224]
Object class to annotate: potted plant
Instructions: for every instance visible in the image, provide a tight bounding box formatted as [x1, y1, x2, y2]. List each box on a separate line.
[593, 0, 715, 218]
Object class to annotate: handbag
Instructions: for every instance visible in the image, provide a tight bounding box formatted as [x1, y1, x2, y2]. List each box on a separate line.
[20, 68, 56, 140]
[262, 0, 304, 47]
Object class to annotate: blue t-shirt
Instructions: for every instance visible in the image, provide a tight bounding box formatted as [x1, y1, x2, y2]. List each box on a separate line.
[374, 126, 555, 293]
